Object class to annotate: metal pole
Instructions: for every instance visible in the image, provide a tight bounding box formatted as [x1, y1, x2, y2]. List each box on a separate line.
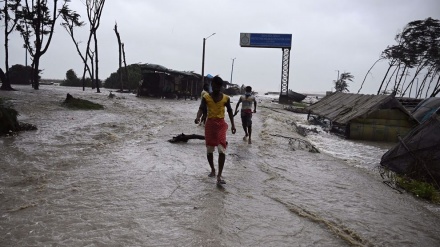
[201, 33, 216, 85]
[230, 57, 236, 85]
[201, 38, 206, 84]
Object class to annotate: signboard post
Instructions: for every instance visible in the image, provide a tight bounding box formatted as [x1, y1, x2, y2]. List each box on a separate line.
[240, 33, 292, 48]
[240, 33, 292, 104]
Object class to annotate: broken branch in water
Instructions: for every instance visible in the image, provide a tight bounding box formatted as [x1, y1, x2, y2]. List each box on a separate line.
[168, 133, 205, 143]
[269, 134, 319, 153]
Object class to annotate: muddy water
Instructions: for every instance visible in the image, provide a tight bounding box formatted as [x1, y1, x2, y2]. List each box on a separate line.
[1, 85, 439, 246]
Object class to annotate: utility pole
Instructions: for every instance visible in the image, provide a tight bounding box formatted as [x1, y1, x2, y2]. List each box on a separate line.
[201, 33, 216, 85]
[230, 57, 236, 85]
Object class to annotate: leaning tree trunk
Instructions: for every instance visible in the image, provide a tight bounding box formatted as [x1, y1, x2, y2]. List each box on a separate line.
[122, 43, 129, 91]
[425, 69, 438, 98]
[93, 31, 100, 93]
[358, 58, 382, 94]
[114, 23, 123, 91]
[377, 62, 394, 95]
[430, 76, 440, 97]
[394, 65, 408, 96]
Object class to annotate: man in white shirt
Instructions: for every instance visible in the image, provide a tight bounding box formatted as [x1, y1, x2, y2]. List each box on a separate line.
[234, 86, 257, 144]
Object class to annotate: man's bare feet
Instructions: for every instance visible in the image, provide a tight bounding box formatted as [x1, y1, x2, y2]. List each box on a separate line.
[208, 170, 216, 177]
[243, 133, 249, 141]
[248, 139, 252, 144]
[217, 176, 226, 184]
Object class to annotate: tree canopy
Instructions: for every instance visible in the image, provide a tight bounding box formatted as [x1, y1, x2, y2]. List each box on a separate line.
[60, 69, 93, 87]
[103, 64, 142, 91]
[376, 17, 440, 97]
[7, 64, 35, 84]
[14, 0, 70, 89]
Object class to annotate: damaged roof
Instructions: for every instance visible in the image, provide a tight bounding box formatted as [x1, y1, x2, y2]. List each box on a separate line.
[140, 63, 200, 77]
[305, 92, 415, 124]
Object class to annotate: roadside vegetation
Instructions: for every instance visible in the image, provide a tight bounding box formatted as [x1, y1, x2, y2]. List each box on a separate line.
[382, 168, 440, 204]
[397, 176, 440, 203]
[62, 93, 104, 110]
[0, 96, 37, 136]
[0, 96, 19, 135]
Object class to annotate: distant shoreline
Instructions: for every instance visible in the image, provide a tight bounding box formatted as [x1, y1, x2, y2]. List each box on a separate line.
[262, 91, 326, 97]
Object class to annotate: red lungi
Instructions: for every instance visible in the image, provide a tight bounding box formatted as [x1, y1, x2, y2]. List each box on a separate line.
[205, 118, 228, 149]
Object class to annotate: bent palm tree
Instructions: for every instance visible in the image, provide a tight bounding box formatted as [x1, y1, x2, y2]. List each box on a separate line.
[334, 72, 354, 92]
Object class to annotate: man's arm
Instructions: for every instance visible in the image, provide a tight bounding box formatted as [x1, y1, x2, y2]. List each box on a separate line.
[253, 97, 257, 113]
[226, 98, 236, 134]
[234, 97, 242, 116]
[195, 98, 206, 124]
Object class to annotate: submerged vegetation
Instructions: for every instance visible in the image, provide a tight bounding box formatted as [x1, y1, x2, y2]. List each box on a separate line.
[62, 93, 104, 110]
[0, 97, 19, 135]
[0, 97, 37, 136]
[397, 176, 440, 203]
[381, 168, 440, 204]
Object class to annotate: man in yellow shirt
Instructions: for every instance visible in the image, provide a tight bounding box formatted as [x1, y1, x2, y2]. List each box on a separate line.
[195, 76, 236, 185]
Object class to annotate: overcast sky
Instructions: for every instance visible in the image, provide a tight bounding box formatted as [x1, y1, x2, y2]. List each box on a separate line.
[2, 0, 440, 94]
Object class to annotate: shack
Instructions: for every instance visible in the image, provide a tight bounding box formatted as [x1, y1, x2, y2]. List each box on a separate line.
[380, 114, 440, 185]
[137, 63, 202, 99]
[305, 92, 419, 142]
[411, 97, 440, 123]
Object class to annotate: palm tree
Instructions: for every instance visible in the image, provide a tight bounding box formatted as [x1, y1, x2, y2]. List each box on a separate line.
[334, 72, 354, 92]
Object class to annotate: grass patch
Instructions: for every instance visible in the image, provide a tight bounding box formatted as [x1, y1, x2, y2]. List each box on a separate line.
[62, 93, 104, 110]
[397, 176, 440, 203]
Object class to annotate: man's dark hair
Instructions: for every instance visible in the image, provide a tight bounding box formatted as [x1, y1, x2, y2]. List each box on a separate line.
[245, 86, 252, 91]
[212, 76, 223, 86]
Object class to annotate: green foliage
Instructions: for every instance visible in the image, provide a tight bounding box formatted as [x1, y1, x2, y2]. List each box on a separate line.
[60, 69, 93, 87]
[7, 64, 37, 84]
[0, 97, 19, 135]
[397, 176, 440, 203]
[14, 0, 69, 89]
[66, 69, 78, 82]
[60, 3, 84, 28]
[104, 64, 142, 90]
[61, 69, 80, 86]
[334, 72, 354, 92]
[379, 18, 440, 97]
[15, 1, 60, 49]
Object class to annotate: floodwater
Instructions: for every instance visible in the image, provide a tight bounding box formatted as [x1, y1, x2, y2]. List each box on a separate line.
[1, 85, 440, 247]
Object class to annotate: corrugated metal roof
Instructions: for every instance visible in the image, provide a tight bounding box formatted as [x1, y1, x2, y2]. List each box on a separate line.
[305, 92, 411, 124]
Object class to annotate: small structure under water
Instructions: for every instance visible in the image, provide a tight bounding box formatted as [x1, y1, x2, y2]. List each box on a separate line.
[305, 92, 419, 142]
[380, 115, 440, 185]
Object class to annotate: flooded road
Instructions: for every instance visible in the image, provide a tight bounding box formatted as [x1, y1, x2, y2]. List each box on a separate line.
[1, 85, 440, 246]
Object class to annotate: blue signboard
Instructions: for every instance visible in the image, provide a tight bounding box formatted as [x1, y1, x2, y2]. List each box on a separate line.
[240, 33, 292, 48]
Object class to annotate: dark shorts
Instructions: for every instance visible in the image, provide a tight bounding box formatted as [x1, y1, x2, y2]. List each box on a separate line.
[241, 111, 252, 127]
